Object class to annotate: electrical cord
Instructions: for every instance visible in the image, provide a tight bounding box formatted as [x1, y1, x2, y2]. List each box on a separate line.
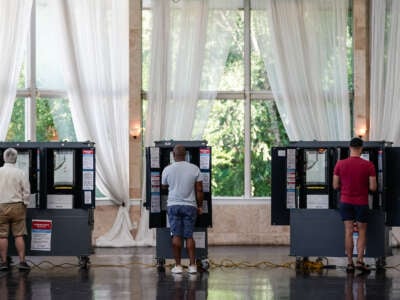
[17, 258, 400, 273]
[208, 258, 295, 269]
[23, 259, 157, 270]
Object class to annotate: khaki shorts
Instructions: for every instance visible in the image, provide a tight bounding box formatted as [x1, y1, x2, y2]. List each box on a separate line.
[0, 202, 27, 238]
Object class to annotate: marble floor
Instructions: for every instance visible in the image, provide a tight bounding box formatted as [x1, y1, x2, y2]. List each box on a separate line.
[1, 245, 400, 299]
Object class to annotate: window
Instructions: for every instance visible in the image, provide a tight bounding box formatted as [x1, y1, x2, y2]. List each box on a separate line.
[142, 1, 352, 198]
[7, 0, 76, 142]
[142, 1, 288, 198]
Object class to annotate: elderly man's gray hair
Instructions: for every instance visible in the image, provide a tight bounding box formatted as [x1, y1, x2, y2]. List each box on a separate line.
[3, 148, 18, 164]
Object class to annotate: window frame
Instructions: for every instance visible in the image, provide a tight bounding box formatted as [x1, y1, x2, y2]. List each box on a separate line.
[15, 0, 68, 142]
[141, 0, 279, 199]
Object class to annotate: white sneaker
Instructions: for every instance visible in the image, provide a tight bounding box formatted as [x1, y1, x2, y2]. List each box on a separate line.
[188, 265, 197, 274]
[171, 265, 183, 274]
[172, 273, 183, 282]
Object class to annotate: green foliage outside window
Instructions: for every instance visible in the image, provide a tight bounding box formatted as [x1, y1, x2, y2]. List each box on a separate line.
[203, 100, 244, 196]
[251, 100, 289, 196]
[7, 98, 76, 142]
[6, 98, 25, 141]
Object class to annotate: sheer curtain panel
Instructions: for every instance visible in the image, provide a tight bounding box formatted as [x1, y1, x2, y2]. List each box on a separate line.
[145, 0, 208, 142]
[0, 1, 33, 139]
[370, 0, 400, 145]
[53, 0, 133, 246]
[135, 0, 234, 245]
[252, 0, 351, 141]
[137, 0, 210, 246]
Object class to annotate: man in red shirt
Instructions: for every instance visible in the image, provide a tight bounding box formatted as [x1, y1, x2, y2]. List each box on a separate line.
[333, 137, 377, 273]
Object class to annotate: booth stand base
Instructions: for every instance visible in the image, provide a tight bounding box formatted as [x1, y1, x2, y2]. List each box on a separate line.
[155, 227, 209, 272]
[290, 209, 391, 271]
[8, 208, 94, 269]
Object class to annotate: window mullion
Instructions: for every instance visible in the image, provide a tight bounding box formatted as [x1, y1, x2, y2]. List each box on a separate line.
[244, 0, 251, 198]
[25, 0, 37, 142]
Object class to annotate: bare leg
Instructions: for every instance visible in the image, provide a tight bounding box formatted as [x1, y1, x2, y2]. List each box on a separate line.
[344, 221, 354, 265]
[15, 236, 26, 263]
[356, 222, 367, 263]
[0, 237, 8, 263]
[172, 236, 182, 266]
[186, 237, 196, 266]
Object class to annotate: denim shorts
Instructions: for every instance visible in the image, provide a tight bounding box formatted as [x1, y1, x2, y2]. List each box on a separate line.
[339, 202, 369, 223]
[167, 205, 197, 238]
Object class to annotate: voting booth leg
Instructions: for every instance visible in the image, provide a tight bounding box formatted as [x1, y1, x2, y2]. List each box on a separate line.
[155, 228, 209, 273]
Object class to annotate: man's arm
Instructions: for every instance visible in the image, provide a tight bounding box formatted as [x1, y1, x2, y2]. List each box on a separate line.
[21, 175, 31, 206]
[369, 176, 377, 192]
[195, 181, 204, 211]
[332, 174, 340, 190]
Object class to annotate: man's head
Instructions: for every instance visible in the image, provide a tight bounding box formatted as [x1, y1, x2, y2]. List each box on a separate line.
[3, 148, 18, 164]
[350, 137, 363, 148]
[173, 144, 186, 161]
[349, 137, 363, 156]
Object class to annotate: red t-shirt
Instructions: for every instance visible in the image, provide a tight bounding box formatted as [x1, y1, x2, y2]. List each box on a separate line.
[333, 156, 376, 205]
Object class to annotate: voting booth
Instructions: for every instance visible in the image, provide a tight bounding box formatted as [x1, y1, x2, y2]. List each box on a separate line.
[271, 141, 400, 267]
[145, 140, 212, 271]
[0, 142, 95, 269]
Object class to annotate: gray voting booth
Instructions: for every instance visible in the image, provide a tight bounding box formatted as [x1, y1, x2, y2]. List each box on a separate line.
[0, 142, 95, 269]
[271, 141, 400, 268]
[145, 140, 212, 271]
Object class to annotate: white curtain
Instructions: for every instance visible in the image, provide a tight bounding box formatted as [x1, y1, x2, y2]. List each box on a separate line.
[53, 0, 134, 247]
[145, 0, 208, 141]
[252, 0, 351, 141]
[370, 0, 400, 145]
[0, 1, 32, 139]
[134, 0, 235, 245]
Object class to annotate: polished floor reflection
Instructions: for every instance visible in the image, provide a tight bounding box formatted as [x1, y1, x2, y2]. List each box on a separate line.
[1, 246, 400, 299]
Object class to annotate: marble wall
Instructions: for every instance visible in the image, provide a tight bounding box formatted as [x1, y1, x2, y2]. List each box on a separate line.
[93, 203, 400, 247]
[92, 203, 290, 246]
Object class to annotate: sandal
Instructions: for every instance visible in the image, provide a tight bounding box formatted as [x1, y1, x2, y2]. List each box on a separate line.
[346, 263, 355, 273]
[356, 261, 370, 273]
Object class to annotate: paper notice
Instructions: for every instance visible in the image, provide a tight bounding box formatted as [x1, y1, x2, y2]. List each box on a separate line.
[31, 220, 52, 251]
[201, 172, 210, 192]
[150, 147, 160, 168]
[199, 148, 210, 170]
[82, 149, 94, 170]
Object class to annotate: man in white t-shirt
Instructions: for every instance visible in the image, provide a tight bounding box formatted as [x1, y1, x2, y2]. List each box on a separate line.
[0, 148, 31, 271]
[161, 144, 203, 274]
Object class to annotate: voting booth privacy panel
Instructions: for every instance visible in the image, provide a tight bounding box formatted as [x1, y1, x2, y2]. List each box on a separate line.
[145, 140, 212, 268]
[0, 142, 95, 264]
[271, 141, 400, 259]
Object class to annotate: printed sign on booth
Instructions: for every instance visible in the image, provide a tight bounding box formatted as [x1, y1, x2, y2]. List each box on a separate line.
[31, 220, 53, 251]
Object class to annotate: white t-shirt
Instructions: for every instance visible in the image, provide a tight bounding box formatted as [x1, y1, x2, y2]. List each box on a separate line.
[161, 161, 202, 207]
[0, 163, 31, 205]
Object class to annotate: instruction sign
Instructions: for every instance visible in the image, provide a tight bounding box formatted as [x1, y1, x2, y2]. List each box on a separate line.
[31, 220, 52, 251]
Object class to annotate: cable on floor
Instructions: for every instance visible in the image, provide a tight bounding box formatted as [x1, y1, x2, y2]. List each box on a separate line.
[208, 258, 296, 269]
[17, 257, 398, 273]
[23, 259, 157, 270]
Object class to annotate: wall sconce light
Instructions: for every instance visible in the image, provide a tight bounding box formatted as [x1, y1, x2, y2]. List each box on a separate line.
[355, 127, 367, 138]
[130, 122, 141, 139]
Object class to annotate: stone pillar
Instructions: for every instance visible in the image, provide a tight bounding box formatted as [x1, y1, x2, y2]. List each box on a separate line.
[129, 0, 142, 198]
[353, 0, 370, 139]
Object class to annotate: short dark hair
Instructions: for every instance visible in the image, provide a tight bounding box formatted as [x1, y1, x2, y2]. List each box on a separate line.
[173, 144, 186, 157]
[350, 137, 363, 148]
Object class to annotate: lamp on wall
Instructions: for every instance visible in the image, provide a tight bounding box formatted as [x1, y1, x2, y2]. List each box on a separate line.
[355, 126, 367, 139]
[130, 122, 141, 139]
